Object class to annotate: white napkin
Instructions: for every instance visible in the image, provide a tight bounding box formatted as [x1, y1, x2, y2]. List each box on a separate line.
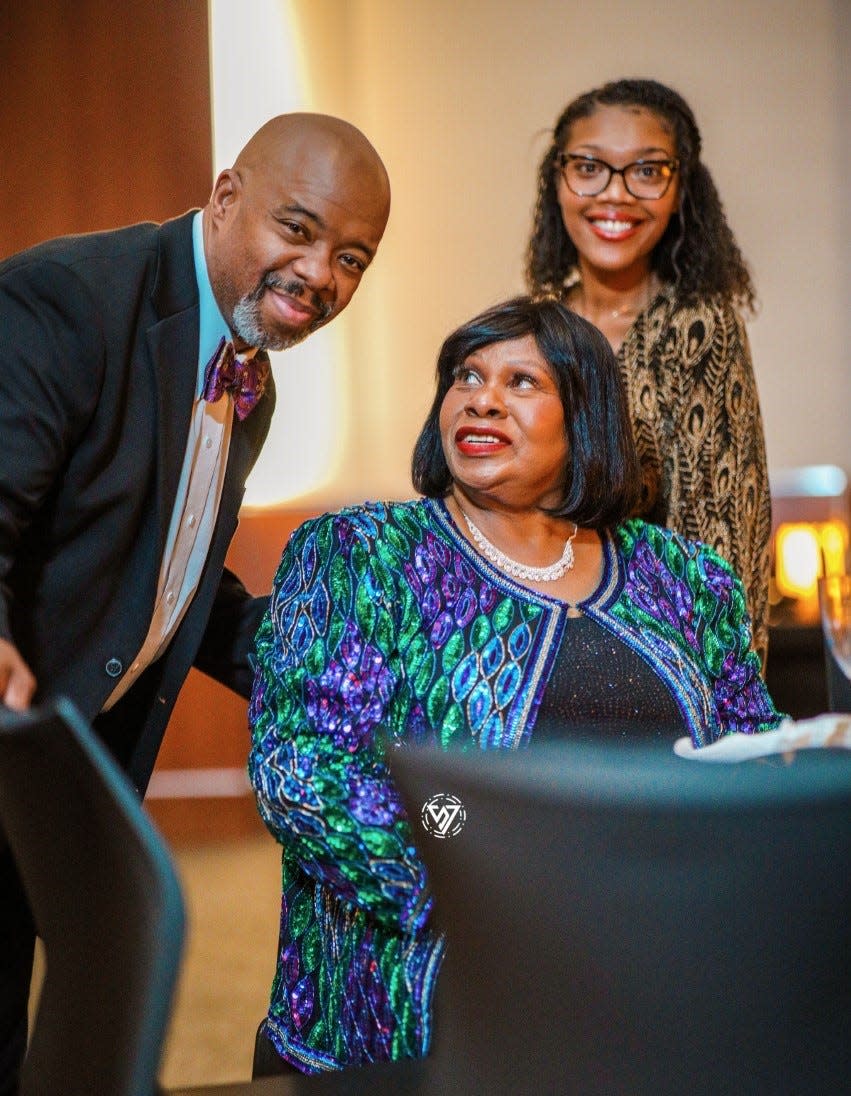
[674, 713, 851, 762]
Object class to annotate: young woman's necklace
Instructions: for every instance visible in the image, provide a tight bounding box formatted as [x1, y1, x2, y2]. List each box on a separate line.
[459, 509, 579, 582]
[572, 273, 658, 322]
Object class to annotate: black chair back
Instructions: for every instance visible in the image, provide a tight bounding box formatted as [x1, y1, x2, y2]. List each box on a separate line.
[393, 741, 851, 1096]
[0, 698, 185, 1096]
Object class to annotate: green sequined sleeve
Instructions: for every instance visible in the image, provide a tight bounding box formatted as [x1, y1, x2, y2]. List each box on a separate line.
[248, 510, 430, 934]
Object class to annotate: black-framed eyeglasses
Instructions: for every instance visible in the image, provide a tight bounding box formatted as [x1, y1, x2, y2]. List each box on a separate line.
[556, 153, 679, 199]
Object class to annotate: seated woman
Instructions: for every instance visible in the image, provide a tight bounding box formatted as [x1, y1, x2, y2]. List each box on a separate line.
[248, 296, 782, 1075]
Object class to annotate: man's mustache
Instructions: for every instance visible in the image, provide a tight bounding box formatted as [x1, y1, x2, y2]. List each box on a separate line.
[257, 274, 332, 322]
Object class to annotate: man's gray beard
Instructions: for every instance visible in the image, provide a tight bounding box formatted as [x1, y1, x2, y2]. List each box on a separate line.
[231, 295, 310, 352]
[230, 276, 329, 352]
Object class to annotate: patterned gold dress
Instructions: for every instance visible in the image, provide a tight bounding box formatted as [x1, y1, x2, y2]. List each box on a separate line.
[609, 283, 771, 666]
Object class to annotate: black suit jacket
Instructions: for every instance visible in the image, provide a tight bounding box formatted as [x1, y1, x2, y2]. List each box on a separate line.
[0, 211, 275, 792]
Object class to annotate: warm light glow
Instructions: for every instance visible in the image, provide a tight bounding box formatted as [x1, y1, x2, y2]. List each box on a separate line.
[775, 520, 849, 599]
[208, 0, 346, 507]
[775, 525, 821, 598]
[820, 521, 849, 578]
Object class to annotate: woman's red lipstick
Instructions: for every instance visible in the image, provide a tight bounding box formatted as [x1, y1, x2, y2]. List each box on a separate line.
[455, 426, 511, 455]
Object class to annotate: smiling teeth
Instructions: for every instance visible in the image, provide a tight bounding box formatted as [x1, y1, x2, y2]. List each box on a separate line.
[592, 219, 635, 235]
[465, 434, 501, 443]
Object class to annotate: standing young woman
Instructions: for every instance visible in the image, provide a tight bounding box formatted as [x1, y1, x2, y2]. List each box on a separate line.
[526, 78, 771, 666]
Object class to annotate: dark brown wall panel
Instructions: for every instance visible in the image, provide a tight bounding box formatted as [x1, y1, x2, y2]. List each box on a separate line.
[0, 0, 212, 257]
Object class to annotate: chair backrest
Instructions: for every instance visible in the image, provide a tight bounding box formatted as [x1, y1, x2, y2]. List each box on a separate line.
[0, 698, 185, 1096]
[392, 741, 851, 1096]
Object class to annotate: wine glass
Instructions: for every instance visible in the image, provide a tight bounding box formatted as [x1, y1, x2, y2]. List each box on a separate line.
[818, 574, 851, 687]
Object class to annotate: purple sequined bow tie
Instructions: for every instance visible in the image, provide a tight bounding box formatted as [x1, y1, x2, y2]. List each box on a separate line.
[202, 337, 270, 420]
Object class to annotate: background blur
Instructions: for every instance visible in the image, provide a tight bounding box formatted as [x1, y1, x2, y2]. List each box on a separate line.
[4, 0, 849, 1085]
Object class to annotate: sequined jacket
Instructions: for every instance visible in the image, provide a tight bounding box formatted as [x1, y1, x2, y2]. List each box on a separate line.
[248, 499, 780, 1073]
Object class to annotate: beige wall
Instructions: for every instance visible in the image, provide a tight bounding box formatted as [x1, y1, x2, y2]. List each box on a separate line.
[287, 0, 850, 508]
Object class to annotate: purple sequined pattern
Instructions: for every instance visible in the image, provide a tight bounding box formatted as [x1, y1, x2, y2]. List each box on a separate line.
[249, 502, 781, 1072]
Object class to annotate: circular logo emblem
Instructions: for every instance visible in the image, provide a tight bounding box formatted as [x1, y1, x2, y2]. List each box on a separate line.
[421, 793, 467, 839]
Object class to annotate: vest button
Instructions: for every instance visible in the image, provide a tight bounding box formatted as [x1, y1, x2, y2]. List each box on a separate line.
[105, 658, 123, 678]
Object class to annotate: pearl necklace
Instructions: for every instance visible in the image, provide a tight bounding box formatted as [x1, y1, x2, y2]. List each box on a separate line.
[460, 509, 579, 582]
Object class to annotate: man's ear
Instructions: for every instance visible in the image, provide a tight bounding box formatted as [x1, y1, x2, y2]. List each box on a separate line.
[209, 168, 242, 223]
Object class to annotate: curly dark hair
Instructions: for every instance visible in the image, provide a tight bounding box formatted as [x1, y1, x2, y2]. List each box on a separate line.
[525, 78, 755, 311]
[411, 295, 642, 530]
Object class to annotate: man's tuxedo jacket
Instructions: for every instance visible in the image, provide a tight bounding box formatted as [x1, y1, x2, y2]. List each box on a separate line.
[0, 211, 275, 792]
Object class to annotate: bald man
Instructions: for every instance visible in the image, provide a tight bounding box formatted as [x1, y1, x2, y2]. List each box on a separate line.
[0, 113, 390, 1092]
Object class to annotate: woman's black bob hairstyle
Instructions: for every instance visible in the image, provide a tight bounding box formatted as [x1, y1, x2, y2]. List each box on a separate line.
[411, 295, 642, 530]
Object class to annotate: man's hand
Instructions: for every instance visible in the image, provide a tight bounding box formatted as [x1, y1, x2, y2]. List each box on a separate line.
[0, 638, 36, 710]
